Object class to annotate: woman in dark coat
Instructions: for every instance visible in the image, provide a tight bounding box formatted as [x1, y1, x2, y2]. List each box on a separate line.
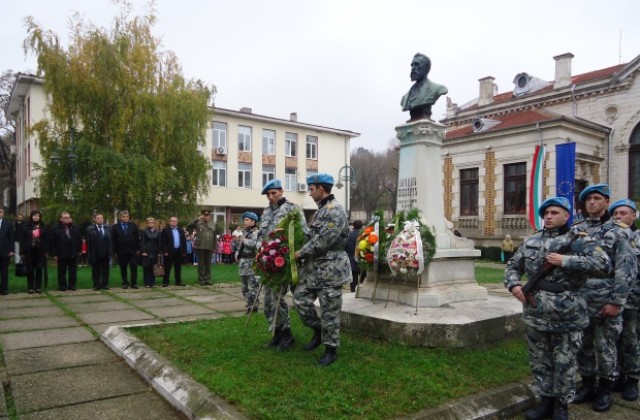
[20, 210, 48, 294]
[140, 217, 161, 287]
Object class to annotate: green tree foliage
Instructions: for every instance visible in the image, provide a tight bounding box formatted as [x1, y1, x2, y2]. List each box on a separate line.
[23, 2, 211, 222]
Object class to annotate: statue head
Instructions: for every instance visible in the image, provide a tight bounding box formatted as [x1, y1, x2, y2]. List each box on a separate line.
[410, 53, 431, 82]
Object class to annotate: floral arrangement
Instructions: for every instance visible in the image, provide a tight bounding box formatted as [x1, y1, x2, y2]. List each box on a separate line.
[356, 211, 392, 274]
[254, 210, 306, 288]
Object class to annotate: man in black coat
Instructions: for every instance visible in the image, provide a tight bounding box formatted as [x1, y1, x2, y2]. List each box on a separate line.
[86, 212, 113, 290]
[161, 216, 187, 286]
[345, 220, 363, 292]
[112, 210, 140, 289]
[49, 211, 82, 291]
[0, 208, 15, 295]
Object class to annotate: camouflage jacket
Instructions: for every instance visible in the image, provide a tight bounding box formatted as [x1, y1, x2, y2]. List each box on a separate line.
[298, 194, 351, 288]
[505, 225, 610, 332]
[628, 225, 640, 308]
[259, 198, 306, 238]
[571, 213, 637, 307]
[238, 226, 260, 276]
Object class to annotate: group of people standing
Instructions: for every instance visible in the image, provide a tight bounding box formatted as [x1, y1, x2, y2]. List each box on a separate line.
[505, 183, 639, 420]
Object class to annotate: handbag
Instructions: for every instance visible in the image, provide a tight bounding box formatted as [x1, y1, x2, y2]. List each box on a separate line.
[153, 255, 165, 277]
[15, 263, 27, 277]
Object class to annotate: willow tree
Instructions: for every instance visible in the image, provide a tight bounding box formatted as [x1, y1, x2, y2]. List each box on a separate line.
[23, 3, 211, 222]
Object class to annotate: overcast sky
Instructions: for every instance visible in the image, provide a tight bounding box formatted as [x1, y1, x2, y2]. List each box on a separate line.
[2, 0, 639, 151]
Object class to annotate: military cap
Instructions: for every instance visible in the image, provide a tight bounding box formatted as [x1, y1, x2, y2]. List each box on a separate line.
[261, 179, 283, 195]
[538, 197, 572, 217]
[609, 198, 638, 215]
[241, 211, 259, 222]
[578, 183, 610, 202]
[200, 209, 211, 216]
[307, 173, 334, 186]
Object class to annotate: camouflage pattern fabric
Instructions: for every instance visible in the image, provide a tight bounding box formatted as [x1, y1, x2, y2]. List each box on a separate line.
[238, 225, 260, 310]
[293, 194, 350, 348]
[504, 224, 610, 402]
[618, 226, 640, 379]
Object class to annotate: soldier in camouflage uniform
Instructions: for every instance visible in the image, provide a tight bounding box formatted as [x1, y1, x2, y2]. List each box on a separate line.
[237, 212, 261, 314]
[571, 184, 638, 412]
[609, 198, 640, 401]
[260, 179, 306, 352]
[505, 197, 610, 420]
[294, 173, 351, 367]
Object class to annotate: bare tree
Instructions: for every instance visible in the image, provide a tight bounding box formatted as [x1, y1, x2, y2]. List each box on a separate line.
[350, 145, 400, 220]
[0, 70, 17, 213]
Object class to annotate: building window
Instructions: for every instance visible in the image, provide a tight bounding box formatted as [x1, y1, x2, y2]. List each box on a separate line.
[212, 161, 226, 187]
[629, 123, 640, 202]
[262, 129, 275, 155]
[212, 122, 227, 149]
[285, 168, 296, 191]
[238, 126, 252, 152]
[285, 132, 297, 157]
[504, 162, 527, 214]
[238, 163, 252, 188]
[262, 165, 275, 187]
[460, 168, 479, 216]
[306, 135, 318, 159]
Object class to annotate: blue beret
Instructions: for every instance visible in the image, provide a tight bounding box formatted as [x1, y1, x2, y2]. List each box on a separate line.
[241, 211, 259, 222]
[578, 183, 610, 202]
[609, 198, 638, 214]
[307, 173, 334, 186]
[538, 197, 572, 217]
[261, 179, 283, 195]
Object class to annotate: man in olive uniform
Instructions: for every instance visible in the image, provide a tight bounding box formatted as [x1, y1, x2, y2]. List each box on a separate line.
[609, 198, 640, 401]
[571, 184, 638, 412]
[505, 197, 610, 420]
[187, 210, 217, 285]
[260, 179, 306, 352]
[294, 173, 351, 366]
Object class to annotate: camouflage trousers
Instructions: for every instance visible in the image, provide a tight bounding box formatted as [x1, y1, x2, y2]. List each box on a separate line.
[578, 315, 623, 380]
[526, 327, 582, 405]
[240, 274, 260, 311]
[617, 309, 640, 379]
[293, 284, 343, 348]
[263, 284, 291, 330]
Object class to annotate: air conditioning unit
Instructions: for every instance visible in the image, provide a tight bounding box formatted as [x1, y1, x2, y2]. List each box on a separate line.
[216, 146, 227, 155]
[297, 183, 307, 192]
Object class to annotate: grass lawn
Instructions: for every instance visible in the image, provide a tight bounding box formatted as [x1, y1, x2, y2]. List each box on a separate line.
[475, 266, 505, 284]
[5, 261, 240, 293]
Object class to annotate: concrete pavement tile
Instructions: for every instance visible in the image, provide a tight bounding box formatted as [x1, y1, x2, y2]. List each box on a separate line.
[5, 341, 119, 375]
[0, 316, 81, 333]
[90, 320, 162, 335]
[0, 327, 94, 351]
[0, 298, 53, 308]
[145, 305, 217, 318]
[134, 297, 190, 308]
[11, 362, 149, 414]
[203, 301, 248, 314]
[115, 291, 168, 300]
[0, 305, 65, 320]
[185, 293, 241, 304]
[19, 392, 185, 420]
[167, 288, 219, 297]
[163, 313, 225, 323]
[0, 384, 5, 417]
[75, 309, 156, 325]
[65, 301, 133, 313]
[55, 294, 115, 304]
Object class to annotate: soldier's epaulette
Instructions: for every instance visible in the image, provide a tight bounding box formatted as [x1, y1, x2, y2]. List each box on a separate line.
[614, 220, 629, 229]
[327, 204, 335, 209]
[576, 231, 588, 237]
[571, 219, 585, 227]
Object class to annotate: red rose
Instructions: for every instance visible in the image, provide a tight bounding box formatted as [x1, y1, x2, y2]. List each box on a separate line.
[274, 256, 285, 267]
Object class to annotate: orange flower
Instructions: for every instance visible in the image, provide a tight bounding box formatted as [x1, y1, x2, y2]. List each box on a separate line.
[364, 226, 374, 234]
[367, 233, 378, 244]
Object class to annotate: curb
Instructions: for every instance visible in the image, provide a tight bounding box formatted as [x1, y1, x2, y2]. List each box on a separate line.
[101, 325, 247, 420]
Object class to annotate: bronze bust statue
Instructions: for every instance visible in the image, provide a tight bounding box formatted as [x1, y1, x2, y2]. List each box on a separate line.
[401, 53, 448, 121]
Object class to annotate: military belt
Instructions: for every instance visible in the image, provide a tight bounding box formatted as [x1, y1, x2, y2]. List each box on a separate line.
[536, 280, 565, 293]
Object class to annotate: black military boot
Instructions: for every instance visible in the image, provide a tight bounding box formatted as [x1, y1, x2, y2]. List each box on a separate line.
[572, 376, 597, 404]
[263, 328, 282, 348]
[318, 345, 338, 367]
[276, 328, 295, 352]
[552, 399, 568, 420]
[622, 377, 639, 401]
[525, 396, 554, 420]
[303, 327, 322, 351]
[592, 378, 613, 412]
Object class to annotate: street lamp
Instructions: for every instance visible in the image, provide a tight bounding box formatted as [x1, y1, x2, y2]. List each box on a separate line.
[334, 165, 356, 220]
[50, 127, 78, 184]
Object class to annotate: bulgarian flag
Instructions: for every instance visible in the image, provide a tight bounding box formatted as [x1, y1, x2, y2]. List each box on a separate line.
[528, 145, 546, 230]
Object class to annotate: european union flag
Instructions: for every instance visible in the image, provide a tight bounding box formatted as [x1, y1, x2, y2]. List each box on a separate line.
[556, 143, 576, 224]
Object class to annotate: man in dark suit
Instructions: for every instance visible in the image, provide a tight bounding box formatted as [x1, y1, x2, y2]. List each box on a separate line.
[112, 210, 140, 289]
[0, 208, 15, 295]
[161, 216, 187, 287]
[86, 212, 113, 290]
[49, 211, 82, 291]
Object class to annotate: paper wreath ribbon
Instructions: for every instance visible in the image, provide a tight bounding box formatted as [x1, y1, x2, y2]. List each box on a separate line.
[404, 219, 425, 275]
[288, 222, 299, 285]
[373, 216, 380, 271]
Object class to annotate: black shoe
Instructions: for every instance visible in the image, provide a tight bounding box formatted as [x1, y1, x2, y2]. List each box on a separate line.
[69, 287, 76, 291]
[122, 283, 129, 289]
[203, 281, 212, 286]
[318, 345, 338, 366]
[264, 329, 282, 348]
[622, 377, 639, 401]
[525, 396, 554, 420]
[303, 328, 322, 351]
[131, 284, 139, 289]
[102, 287, 110, 291]
[28, 290, 34, 294]
[162, 283, 168, 287]
[0, 291, 8, 295]
[176, 282, 186, 287]
[592, 379, 613, 412]
[573, 376, 597, 404]
[276, 328, 295, 352]
[35, 289, 42, 294]
[93, 287, 100, 291]
[552, 400, 568, 420]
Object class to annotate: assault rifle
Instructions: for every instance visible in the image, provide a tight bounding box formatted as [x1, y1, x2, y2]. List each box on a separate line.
[521, 233, 580, 295]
